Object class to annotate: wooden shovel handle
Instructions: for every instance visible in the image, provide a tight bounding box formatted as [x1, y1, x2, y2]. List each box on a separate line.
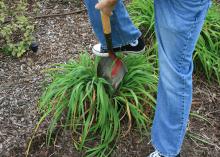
[101, 13, 111, 34]
[100, 12, 114, 53]
[98, 0, 111, 34]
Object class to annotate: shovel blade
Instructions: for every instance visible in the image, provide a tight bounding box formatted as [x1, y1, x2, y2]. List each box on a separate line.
[97, 57, 127, 89]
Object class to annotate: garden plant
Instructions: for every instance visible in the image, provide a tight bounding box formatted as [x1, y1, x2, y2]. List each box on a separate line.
[0, 0, 37, 57]
[26, 53, 158, 157]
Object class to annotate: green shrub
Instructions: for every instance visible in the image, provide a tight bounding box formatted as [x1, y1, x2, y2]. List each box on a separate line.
[27, 53, 158, 157]
[0, 0, 36, 57]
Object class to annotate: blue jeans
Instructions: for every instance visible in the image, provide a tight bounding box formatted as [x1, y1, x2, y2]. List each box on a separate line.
[84, 0, 141, 49]
[84, 0, 211, 156]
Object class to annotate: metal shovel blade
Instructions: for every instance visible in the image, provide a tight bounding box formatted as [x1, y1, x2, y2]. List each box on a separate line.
[97, 56, 127, 89]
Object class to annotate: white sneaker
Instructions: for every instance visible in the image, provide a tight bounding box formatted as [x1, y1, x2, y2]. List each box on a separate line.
[92, 37, 146, 57]
[148, 151, 180, 157]
[92, 43, 109, 57]
[148, 151, 162, 157]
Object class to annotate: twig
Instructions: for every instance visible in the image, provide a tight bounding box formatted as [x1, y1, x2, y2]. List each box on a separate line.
[2, 9, 87, 24]
[34, 9, 86, 19]
[49, 152, 55, 157]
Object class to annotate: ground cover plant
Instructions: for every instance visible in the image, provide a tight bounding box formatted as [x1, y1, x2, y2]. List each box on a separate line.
[27, 53, 158, 157]
[0, 0, 37, 57]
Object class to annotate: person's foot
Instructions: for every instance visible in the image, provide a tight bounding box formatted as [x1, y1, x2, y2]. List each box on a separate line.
[148, 150, 180, 157]
[92, 37, 145, 57]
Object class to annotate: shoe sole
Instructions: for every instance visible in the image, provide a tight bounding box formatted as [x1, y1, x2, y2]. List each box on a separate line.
[92, 47, 146, 57]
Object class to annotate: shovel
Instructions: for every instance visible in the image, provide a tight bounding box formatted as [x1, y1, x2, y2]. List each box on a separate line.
[97, 8, 127, 90]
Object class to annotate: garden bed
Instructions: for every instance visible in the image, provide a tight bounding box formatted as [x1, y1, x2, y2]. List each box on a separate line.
[0, 1, 219, 157]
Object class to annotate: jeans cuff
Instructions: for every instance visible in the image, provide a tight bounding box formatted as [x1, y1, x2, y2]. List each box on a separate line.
[101, 32, 142, 50]
[151, 137, 181, 157]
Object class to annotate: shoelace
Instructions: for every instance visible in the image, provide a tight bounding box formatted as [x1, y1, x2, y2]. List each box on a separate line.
[149, 151, 162, 157]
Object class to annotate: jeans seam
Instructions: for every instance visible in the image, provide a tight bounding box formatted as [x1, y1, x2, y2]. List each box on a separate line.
[176, 7, 199, 153]
[177, 0, 203, 147]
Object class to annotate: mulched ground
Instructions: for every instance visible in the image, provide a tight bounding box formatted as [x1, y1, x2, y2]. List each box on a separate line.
[0, 1, 219, 157]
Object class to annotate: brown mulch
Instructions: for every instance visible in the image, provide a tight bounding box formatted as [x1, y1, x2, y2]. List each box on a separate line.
[0, 1, 220, 157]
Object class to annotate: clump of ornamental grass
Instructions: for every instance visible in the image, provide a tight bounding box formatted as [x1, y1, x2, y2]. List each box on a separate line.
[26, 52, 158, 157]
[127, 0, 155, 41]
[194, 2, 220, 84]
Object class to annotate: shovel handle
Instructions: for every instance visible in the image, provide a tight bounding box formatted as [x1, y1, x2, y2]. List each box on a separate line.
[100, 12, 114, 53]
[101, 13, 111, 34]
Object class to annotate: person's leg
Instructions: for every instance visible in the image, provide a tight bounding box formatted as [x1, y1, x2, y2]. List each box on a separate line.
[151, 0, 211, 156]
[84, 0, 142, 53]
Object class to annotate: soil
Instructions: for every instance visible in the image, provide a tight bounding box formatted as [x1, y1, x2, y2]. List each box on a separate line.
[0, 1, 219, 157]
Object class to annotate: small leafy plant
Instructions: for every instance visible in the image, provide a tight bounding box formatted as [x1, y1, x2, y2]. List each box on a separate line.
[0, 0, 36, 57]
[27, 53, 158, 157]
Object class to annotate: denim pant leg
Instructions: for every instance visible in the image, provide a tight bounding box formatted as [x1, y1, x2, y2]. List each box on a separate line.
[151, 0, 211, 156]
[83, 0, 141, 49]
